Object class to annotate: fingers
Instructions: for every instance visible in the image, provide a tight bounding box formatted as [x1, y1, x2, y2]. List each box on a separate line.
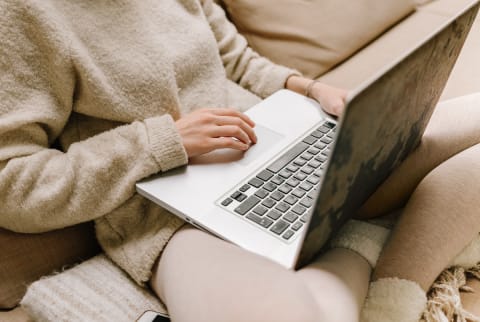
[209, 137, 250, 151]
[309, 82, 347, 117]
[176, 108, 257, 158]
[207, 108, 256, 128]
[209, 125, 251, 146]
[325, 97, 346, 117]
[198, 108, 257, 143]
[214, 116, 257, 144]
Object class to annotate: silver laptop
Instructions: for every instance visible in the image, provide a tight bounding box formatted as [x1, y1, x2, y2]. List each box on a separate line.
[137, 2, 479, 269]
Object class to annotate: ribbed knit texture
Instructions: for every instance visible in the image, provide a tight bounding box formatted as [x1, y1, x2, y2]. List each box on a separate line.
[361, 278, 427, 322]
[145, 115, 188, 172]
[20, 255, 167, 322]
[0, 0, 298, 290]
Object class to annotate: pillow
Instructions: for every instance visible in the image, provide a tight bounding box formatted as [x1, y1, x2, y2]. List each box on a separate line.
[413, 0, 436, 5]
[221, 0, 416, 78]
[0, 223, 100, 309]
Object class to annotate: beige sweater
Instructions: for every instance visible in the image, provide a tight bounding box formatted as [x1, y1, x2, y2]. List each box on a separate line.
[0, 0, 296, 284]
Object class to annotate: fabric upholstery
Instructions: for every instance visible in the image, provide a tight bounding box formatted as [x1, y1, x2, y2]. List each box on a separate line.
[317, 0, 480, 91]
[220, 0, 415, 78]
[317, 10, 450, 90]
[0, 307, 32, 322]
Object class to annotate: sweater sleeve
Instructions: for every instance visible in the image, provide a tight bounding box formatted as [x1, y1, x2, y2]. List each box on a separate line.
[0, 2, 187, 233]
[201, 0, 301, 98]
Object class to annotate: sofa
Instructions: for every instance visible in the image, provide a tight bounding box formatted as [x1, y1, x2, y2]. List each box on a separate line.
[1, 0, 480, 320]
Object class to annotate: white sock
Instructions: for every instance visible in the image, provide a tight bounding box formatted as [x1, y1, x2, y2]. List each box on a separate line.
[329, 219, 391, 268]
[361, 278, 427, 322]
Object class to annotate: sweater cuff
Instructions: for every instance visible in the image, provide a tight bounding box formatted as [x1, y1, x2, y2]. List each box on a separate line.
[144, 115, 188, 172]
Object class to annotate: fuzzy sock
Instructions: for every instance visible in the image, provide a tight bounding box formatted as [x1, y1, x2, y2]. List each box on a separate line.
[361, 278, 427, 322]
[329, 219, 391, 268]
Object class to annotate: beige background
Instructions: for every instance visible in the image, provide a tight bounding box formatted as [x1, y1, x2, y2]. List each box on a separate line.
[442, 10, 480, 100]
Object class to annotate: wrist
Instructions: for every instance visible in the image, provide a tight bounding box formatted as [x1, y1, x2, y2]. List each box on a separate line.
[285, 75, 322, 99]
[285, 75, 309, 94]
[305, 80, 322, 98]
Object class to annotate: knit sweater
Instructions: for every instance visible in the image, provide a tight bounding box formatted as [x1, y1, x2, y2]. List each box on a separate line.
[0, 0, 297, 284]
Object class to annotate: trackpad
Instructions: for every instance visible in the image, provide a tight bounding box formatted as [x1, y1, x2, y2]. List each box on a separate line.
[189, 124, 284, 166]
[239, 124, 284, 165]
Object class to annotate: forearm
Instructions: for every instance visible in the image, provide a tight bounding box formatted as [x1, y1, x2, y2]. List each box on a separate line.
[0, 115, 187, 233]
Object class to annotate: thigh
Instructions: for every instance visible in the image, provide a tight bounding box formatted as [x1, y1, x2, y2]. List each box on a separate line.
[150, 225, 369, 322]
[150, 225, 318, 322]
[358, 94, 480, 218]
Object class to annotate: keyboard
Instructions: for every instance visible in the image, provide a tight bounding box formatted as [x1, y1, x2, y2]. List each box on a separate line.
[219, 120, 337, 242]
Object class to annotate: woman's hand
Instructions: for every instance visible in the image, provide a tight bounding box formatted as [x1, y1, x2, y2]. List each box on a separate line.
[285, 75, 348, 117]
[175, 108, 257, 158]
[308, 82, 348, 117]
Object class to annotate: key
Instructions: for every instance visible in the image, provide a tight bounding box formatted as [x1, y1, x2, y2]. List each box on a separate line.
[246, 213, 274, 228]
[270, 220, 289, 235]
[257, 169, 274, 181]
[234, 196, 260, 215]
[267, 142, 309, 173]
[282, 230, 295, 240]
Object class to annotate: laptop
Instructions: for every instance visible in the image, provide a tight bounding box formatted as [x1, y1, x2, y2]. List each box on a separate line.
[137, 1, 479, 269]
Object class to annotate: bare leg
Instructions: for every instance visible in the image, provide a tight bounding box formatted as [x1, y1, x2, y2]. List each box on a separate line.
[150, 225, 371, 322]
[358, 94, 480, 218]
[296, 247, 371, 319]
[373, 144, 480, 291]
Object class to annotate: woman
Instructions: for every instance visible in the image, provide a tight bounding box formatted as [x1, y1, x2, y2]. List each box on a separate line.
[1, 0, 480, 321]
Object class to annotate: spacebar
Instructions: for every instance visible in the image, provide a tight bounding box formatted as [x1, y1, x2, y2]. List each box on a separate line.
[267, 142, 309, 173]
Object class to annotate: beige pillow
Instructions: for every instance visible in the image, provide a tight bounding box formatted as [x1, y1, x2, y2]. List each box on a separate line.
[413, 0, 436, 5]
[221, 0, 416, 78]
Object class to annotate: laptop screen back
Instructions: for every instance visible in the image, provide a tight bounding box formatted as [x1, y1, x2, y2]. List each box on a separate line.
[297, 2, 479, 267]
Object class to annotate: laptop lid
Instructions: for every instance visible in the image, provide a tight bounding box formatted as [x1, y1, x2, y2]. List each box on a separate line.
[296, 1, 479, 267]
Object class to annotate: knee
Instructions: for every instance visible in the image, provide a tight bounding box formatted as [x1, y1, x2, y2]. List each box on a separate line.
[415, 143, 480, 198]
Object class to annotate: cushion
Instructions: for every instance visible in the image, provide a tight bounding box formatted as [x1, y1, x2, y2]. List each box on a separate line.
[220, 0, 416, 78]
[0, 223, 100, 309]
[0, 307, 32, 322]
[317, 9, 450, 90]
[414, 0, 436, 5]
[21, 255, 166, 322]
